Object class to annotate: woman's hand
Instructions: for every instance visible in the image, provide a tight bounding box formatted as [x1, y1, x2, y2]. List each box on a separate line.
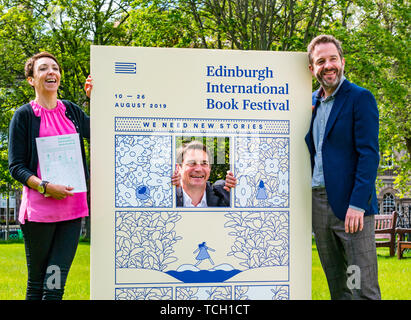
[45, 183, 75, 200]
[27, 175, 74, 200]
[84, 75, 93, 98]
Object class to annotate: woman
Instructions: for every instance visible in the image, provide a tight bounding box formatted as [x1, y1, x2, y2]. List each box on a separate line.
[193, 242, 215, 267]
[8, 52, 91, 300]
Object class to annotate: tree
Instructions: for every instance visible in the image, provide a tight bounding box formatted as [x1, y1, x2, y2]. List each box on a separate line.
[0, 0, 409, 199]
[332, 0, 410, 196]
[161, 0, 355, 51]
[0, 0, 136, 237]
[126, 0, 197, 48]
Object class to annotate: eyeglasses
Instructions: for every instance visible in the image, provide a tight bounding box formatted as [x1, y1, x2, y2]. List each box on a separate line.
[183, 160, 210, 167]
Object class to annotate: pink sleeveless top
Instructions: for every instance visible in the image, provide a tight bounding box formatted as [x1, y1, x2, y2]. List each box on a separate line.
[18, 100, 89, 224]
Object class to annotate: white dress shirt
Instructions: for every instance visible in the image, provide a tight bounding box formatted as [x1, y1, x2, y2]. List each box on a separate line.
[182, 188, 208, 207]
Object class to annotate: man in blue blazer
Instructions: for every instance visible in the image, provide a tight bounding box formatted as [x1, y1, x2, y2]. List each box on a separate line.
[305, 35, 381, 299]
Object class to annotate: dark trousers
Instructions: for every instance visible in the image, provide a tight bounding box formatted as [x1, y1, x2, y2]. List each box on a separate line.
[20, 218, 82, 300]
[312, 188, 381, 300]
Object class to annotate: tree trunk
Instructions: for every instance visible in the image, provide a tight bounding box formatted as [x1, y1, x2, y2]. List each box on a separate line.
[406, 137, 411, 160]
[5, 189, 9, 241]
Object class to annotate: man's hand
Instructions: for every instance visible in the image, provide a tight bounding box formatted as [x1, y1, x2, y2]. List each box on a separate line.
[171, 164, 181, 187]
[344, 207, 364, 233]
[224, 171, 237, 191]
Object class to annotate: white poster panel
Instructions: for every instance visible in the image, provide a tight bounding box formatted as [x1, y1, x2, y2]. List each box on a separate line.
[90, 46, 312, 300]
[36, 133, 87, 193]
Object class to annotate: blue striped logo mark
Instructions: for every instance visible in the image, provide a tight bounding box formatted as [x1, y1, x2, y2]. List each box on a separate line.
[115, 62, 136, 74]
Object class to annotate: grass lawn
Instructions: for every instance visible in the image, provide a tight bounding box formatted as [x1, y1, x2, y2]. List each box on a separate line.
[0, 241, 90, 300]
[312, 240, 411, 300]
[0, 240, 410, 300]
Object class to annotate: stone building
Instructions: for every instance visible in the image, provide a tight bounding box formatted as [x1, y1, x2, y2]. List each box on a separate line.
[377, 151, 411, 228]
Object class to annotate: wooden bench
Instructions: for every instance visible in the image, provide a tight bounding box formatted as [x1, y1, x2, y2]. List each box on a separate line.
[375, 211, 398, 256]
[396, 228, 411, 259]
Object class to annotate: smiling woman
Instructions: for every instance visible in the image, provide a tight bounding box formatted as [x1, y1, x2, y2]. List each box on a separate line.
[8, 52, 91, 300]
[25, 53, 62, 109]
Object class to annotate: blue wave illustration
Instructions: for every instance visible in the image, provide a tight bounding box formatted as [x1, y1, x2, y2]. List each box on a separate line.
[166, 264, 241, 283]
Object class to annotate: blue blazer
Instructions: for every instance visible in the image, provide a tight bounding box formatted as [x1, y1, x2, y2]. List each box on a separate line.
[305, 79, 380, 221]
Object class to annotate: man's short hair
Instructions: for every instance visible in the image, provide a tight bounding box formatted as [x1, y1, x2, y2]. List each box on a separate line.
[176, 140, 212, 165]
[307, 34, 344, 65]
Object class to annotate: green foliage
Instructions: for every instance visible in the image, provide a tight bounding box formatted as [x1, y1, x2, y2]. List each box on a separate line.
[333, 0, 411, 196]
[0, 0, 409, 195]
[128, 0, 196, 47]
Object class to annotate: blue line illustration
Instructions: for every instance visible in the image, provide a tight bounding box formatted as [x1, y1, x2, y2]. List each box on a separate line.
[234, 137, 289, 208]
[115, 135, 172, 208]
[112, 126, 292, 299]
[256, 180, 268, 200]
[176, 286, 232, 300]
[225, 211, 289, 268]
[116, 210, 288, 284]
[194, 242, 215, 266]
[115, 287, 172, 300]
[116, 211, 182, 271]
[235, 285, 289, 300]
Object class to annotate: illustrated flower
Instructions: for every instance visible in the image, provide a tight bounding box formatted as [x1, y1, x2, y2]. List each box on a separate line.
[236, 157, 259, 177]
[242, 151, 259, 161]
[116, 140, 130, 157]
[134, 165, 149, 183]
[278, 170, 289, 194]
[265, 158, 279, 175]
[278, 146, 287, 157]
[235, 176, 252, 207]
[118, 184, 138, 206]
[259, 142, 271, 152]
[236, 158, 251, 174]
[146, 172, 170, 190]
[124, 177, 134, 188]
[116, 195, 128, 207]
[120, 143, 144, 166]
[237, 137, 252, 151]
[150, 156, 167, 173]
[153, 186, 165, 206]
[116, 164, 130, 178]
[160, 163, 171, 174]
[137, 136, 156, 148]
[277, 139, 288, 157]
[115, 135, 172, 208]
[137, 155, 148, 164]
[267, 196, 286, 206]
[141, 148, 152, 157]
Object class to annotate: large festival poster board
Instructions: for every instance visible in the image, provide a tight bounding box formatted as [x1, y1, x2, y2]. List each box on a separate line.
[90, 46, 312, 300]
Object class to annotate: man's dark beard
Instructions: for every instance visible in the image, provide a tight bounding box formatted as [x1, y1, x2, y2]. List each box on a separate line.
[318, 68, 343, 91]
